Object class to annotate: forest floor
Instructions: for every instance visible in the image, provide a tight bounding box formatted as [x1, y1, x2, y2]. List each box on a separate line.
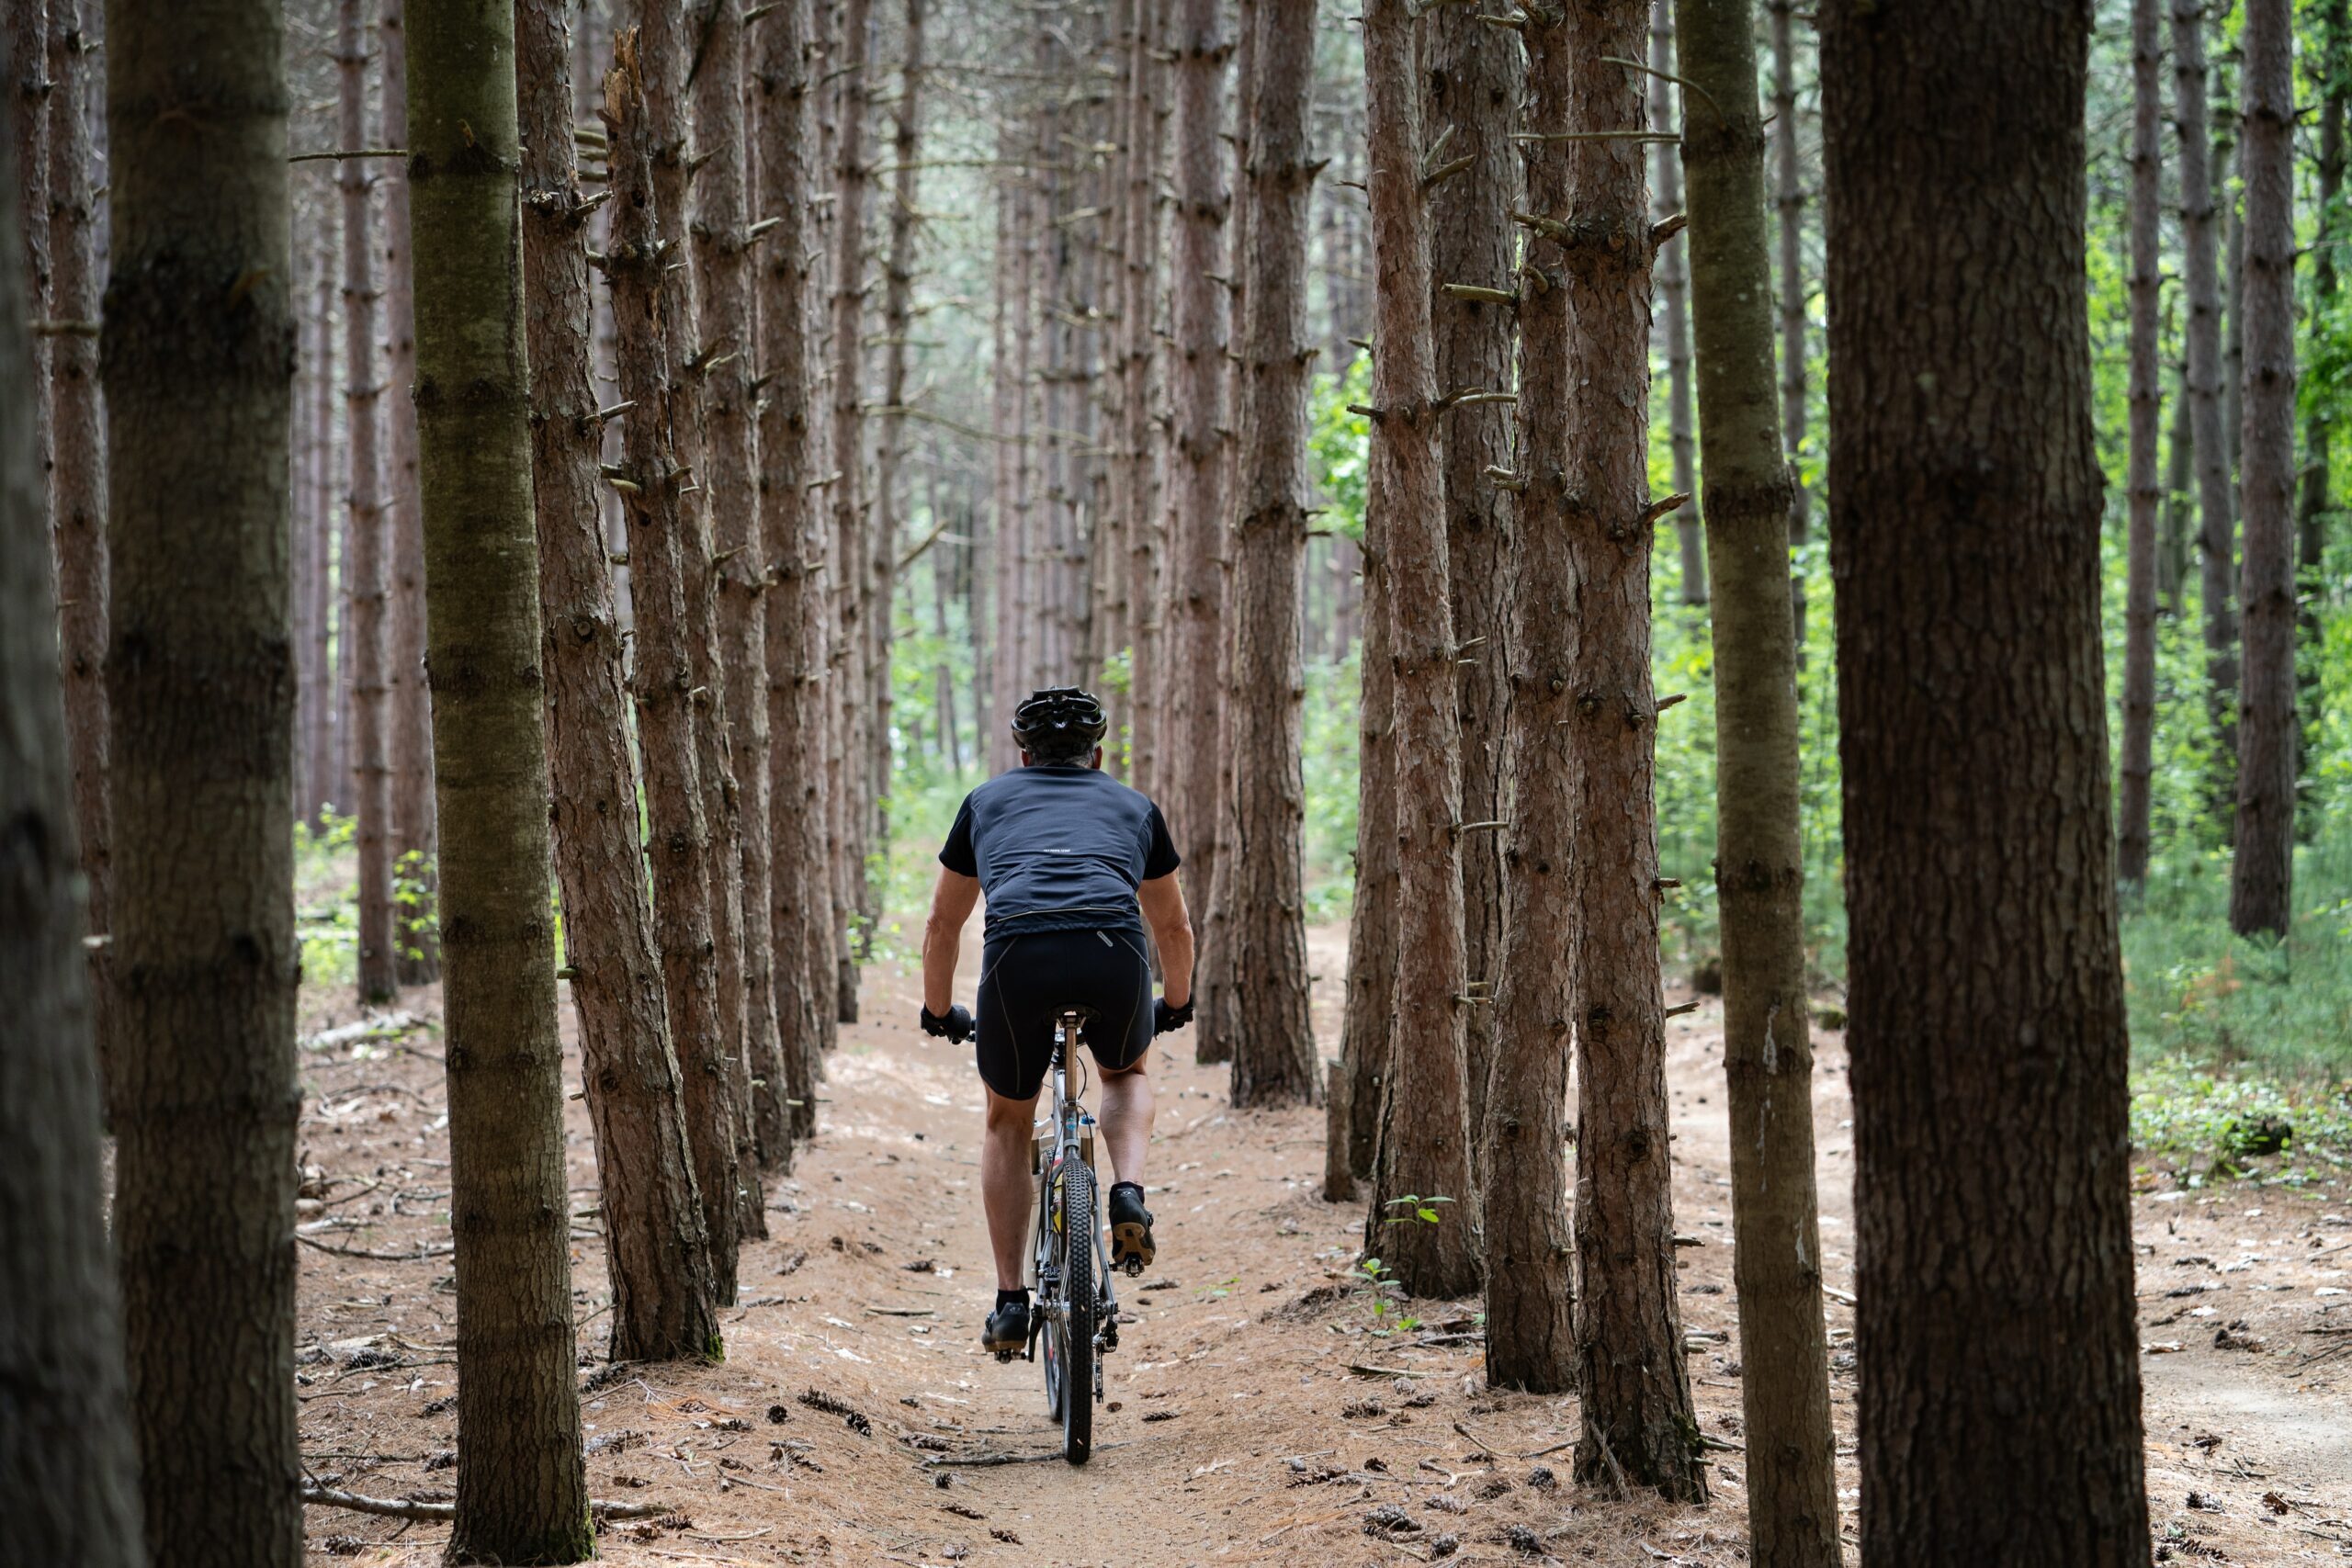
[291, 922, 2352, 1567]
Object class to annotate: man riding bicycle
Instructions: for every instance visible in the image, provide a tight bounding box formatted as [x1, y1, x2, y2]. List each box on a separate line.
[918, 687, 1195, 1354]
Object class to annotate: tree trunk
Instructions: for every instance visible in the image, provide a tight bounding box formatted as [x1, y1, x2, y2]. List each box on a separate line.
[2228, 0, 2295, 938]
[1650, 0, 1702, 607]
[2302, 3, 2346, 770]
[1119, 0, 1162, 792]
[8, 0, 51, 478]
[1675, 0, 1837, 1554]
[2178, 7, 2238, 824]
[1770, 0, 1806, 652]
[516, 0, 724, 1365]
[103, 0, 304, 1555]
[292, 241, 323, 819]
[1210, 0, 1316, 1111]
[1158, 0, 1229, 967]
[342, 0, 399, 1005]
[756, 0, 835, 1102]
[2164, 353, 2193, 615]
[1533, 0, 1705, 1499]
[871, 0, 923, 833]
[43, 0, 111, 1111]
[1359, 0, 1476, 1300]
[829, 0, 874, 1018]
[0, 91, 141, 1564]
[2119, 0, 2163, 890]
[1819, 0, 2154, 1559]
[1422, 0, 1519, 1167]
[1339, 479, 1396, 1181]
[382, 0, 438, 987]
[606, 29, 744, 1310]
[304, 239, 343, 824]
[693, 0, 790, 1173]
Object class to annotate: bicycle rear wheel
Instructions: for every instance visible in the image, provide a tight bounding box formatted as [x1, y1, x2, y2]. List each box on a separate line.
[1053, 1159, 1096, 1464]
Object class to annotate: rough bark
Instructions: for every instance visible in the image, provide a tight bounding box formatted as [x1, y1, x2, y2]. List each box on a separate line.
[2228, 0, 2295, 937]
[1339, 479, 1396, 1182]
[2303, 2, 2346, 767]
[0, 89, 141, 1564]
[8, 0, 50, 478]
[382, 0, 437, 986]
[1770, 0, 1806, 650]
[42, 0, 111, 1110]
[1537, 1, 1703, 1499]
[1158, 0, 1229, 959]
[516, 0, 723, 1364]
[869, 0, 922, 843]
[103, 0, 304, 1556]
[1423, 0, 1519, 1160]
[1675, 0, 1838, 1554]
[2164, 351, 2193, 613]
[340, 0, 398, 1004]
[2120, 0, 2162, 889]
[1819, 0, 2154, 1560]
[304, 237, 343, 825]
[2177, 2, 2237, 820]
[1209, 0, 1316, 1111]
[759, 0, 835, 1095]
[829, 0, 874, 1017]
[606, 30, 744, 1309]
[1119, 0, 1162, 792]
[293, 241, 325, 818]
[1359, 0, 1476, 1300]
[1650, 0, 1702, 606]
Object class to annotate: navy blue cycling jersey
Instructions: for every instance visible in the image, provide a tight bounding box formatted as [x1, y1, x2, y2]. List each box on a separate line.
[938, 761, 1181, 937]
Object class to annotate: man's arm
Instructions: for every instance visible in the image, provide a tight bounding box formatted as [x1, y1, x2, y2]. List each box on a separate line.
[1138, 873, 1193, 1007]
[922, 868, 981, 1015]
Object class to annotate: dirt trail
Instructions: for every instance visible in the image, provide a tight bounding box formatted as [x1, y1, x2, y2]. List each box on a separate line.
[292, 928, 2352, 1566]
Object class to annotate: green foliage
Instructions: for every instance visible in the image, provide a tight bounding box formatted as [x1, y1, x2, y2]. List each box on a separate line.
[2130, 1056, 2352, 1186]
[1309, 359, 1373, 544]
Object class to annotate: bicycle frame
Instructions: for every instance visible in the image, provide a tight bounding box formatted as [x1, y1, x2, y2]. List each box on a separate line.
[1026, 1010, 1119, 1382]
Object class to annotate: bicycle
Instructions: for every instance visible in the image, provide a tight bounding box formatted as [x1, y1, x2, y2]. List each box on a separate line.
[999, 1007, 1134, 1465]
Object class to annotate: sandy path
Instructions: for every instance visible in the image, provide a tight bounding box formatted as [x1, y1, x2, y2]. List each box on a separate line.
[290, 929, 2352, 1566]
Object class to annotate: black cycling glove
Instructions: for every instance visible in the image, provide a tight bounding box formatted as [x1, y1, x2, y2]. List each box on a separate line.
[920, 1004, 974, 1043]
[1153, 997, 1194, 1036]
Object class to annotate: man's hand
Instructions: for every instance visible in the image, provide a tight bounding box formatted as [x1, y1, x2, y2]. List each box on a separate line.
[1153, 997, 1194, 1036]
[921, 1004, 975, 1043]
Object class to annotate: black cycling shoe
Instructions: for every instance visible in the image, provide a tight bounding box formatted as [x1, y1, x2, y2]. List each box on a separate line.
[1109, 1182, 1155, 1275]
[982, 1293, 1030, 1355]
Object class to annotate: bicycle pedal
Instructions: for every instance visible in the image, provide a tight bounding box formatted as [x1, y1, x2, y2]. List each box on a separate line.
[993, 1350, 1015, 1364]
[1123, 1258, 1143, 1278]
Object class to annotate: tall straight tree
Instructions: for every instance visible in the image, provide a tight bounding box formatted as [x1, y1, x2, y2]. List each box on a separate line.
[2175, 0, 2235, 827]
[2304, 3, 2347, 754]
[1422, 0, 1519, 1150]
[1359, 0, 1476, 1300]
[1339, 477, 1398, 1180]
[44, 0, 111, 1103]
[2228, 0, 2296, 938]
[406, 1, 593, 1553]
[0, 94, 142, 1565]
[1649, 0, 1702, 605]
[515, 0, 723, 1362]
[692, 0, 791, 1167]
[103, 0, 303, 1557]
[1117, 0, 1162, 790]
[2120, 0, 2164, 888]
[1674, 0, 1838, 1555]
[1550, 9, 1703, 1500]
[1208, 0, 1317, 1109]
[7, 0, 49, 466]
[756, 0, 831, 1135]
[339, 0, 398, 1004]
[829, 0, 875, 1020]
[869, 0, 923, 838]
[382, 0, 437, 986]
[607, 28, 745, 1306]
[1770, 0, 1806, 648]
[1158, 0, 1229, 948]
[1820, 1, 2154, 1561]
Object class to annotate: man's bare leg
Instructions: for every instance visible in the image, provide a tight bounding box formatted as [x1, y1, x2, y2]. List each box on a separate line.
[981, 1088, 1038, 1291]
[1099, 1052, 1153, 1188]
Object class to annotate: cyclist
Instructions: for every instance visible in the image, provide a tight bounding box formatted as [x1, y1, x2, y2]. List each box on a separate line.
[918, 687, 1195, 1355]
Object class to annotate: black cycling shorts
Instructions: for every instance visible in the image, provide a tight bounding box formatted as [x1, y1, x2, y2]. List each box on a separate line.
[975, 926, 1153, 1100]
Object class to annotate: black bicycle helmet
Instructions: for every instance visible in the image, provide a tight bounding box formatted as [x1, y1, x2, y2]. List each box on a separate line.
[1010, 686, 1108, 761]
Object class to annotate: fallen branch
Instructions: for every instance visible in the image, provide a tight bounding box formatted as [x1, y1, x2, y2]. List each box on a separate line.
[922, 1441, 1132, 1468]
[295, 1235, 454, 1262]
[300, 1483, 666, 1521]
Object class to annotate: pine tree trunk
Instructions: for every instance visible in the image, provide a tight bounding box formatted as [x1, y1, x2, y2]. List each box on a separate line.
[756, 0, 831, 1136]
[2164, 355, 2193, 614]
[1340, 450, 1396, 1183]
[1532, 0, 1703, 1498]
[0, 93, 141, 1564]
[342, 0, 399, 1005]
[1119, 0, 1162, 792]
[2302, 4, 2346, 764]
[829, 0, 874, 1018]
[292, 245, 323, 819]
[1820, 1, 2154, 1559]
[304, 241, 343, 825]
[871, 0, 923, 823]
[407, 1, 594, 1554]
[103, 0, 304, 1555]
[382, 0, 439, 987]
[2180, 11, 2239, 821]
[1208, 0, 1315, 1110]
[2228, 0, 2296, 938]
[43, 0, 111, 1111]
[693, 0, 790, 1171]
[8, 0, 51, 475]
[607, 30, 745, 1310]
[2119, 0, 2163, 890]
[1159, 0, 1229, 965]
[516, 0, 724, 1366]
[988, 164, 1017, 775]
[1674, 0, 1837, 1554]
[1770, 0, 1806, 652]
[1359, 0, 1476, 1299]
[1422, 0, 1519, 1164]
[1650, 0, 1702, 607]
